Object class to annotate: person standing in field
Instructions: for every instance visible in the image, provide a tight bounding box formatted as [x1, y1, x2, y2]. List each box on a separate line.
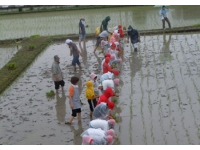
[100, 16, 111, 32]
[66, 39, 83, 72]
[65, 76, 82, 125]
[79, 18, 86, 49]
[127, 25, 140, 52]
[51, 55, 65, 94]
[159, 5, 171, 30]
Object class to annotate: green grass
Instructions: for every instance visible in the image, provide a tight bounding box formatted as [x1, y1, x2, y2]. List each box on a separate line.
[6, 62, 17, 70]
[112, 97, 118, 104]
[0, 36, 52, 94]
[46, 90, 55, 97]
[193, 23, 200, 27]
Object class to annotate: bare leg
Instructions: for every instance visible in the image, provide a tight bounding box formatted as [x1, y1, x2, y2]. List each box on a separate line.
[77, 113, 81, 121]
[66, 116, 74, 124]
[93, 46, 98, 53]
[90, 111, 92, 118]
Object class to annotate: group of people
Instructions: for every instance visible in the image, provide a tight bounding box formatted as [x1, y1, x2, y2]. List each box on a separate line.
[50, 14, 147, 145]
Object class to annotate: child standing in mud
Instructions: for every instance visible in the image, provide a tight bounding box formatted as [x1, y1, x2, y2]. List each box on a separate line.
[65, 76, 82, 124]
[85, 81, 99, 118]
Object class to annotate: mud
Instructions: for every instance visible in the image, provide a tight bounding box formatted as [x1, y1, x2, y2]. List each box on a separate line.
[0, 5, 200, 40]
[1, 32, 200, 145]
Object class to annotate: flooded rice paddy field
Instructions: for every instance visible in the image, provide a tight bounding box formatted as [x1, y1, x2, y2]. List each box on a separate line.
[0, 45, 21, 69]
[0, 5, 200, 40]
[0, 32, 200, 145]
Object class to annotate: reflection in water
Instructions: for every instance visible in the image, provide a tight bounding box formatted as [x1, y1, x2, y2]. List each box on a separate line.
[70, 121, 84, 145]
[81, 41, 88, 67]
[159, 34, 173, 62]
[55, 91, 66, 123]
[1, 6, 200, 40]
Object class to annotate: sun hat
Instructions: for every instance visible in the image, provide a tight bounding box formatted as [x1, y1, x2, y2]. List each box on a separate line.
[113, 78, 120, 86]
[65, 39, 72, 44]
[90, 73, 97, 80]
[106, 135, 113, 144]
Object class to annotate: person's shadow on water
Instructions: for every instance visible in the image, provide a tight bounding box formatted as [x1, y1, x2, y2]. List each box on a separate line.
[159, 34, 173, 62]
[55, 91, 66, 124]
[70, 121, 84, 145]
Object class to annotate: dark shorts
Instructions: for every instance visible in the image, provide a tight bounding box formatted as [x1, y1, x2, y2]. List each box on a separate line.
[72, 108, 81, 117]
[79, 34, 85, 39]
[88, 99, 97, 112]
[95, 36, 104, 47]
[54, 80, 65, 90]
[72, 55, 80, 66]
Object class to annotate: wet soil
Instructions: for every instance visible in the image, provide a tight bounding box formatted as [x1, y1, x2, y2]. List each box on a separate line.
[1, 32, 200, 144]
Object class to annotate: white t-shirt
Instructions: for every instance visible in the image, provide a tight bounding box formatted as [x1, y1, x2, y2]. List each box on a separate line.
[107, 48, 118, 60]
[100, 72, 114, 83]
[81, 128, 106, 137]
[99, 30, 109, 38]
[102, 79, 114, 91]
[89, 119, 109, 131]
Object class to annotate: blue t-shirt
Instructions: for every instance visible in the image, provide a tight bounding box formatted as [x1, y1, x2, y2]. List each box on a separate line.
[79, 21, 86, 35]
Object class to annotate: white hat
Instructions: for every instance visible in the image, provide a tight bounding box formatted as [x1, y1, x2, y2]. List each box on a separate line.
[108, 28, 114, 33]
[65, 39, 72, 44]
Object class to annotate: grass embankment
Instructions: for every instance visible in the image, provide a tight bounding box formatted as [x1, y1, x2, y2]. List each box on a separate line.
[0, 36, 52, 94]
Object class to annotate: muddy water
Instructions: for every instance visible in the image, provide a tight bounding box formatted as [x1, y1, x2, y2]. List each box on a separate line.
[1, 32, 200, 144]
[1, 5, 200, 40]
[0, 45, 21, 69]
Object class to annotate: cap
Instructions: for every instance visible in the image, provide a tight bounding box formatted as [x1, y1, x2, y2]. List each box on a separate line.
[118, 25, 122, 29]
[82, 135, 94, 144]
[107, 101, 115, 110]
[108, 119, 116, 127]
[110, 55, 115, 60]
[106, 135, 113, 144]
[118, 58, 122, 63]
[111, 70, 119, 76]
[113, 78, 120, 86]
[110, 42, 116, 48]
[54, 55, 60, 59]
[65, 39, 72, 44]
[90, 73, 97, 80]
[106, 129, 115, 136]
[105, 53, 111, 58]
[101, 40, 105, 46]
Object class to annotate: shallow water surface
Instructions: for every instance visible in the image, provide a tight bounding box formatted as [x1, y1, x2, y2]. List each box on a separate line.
[0, 5, 200, 40]
[0, 32, 200, 144]
[0, 45, 20, 69]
